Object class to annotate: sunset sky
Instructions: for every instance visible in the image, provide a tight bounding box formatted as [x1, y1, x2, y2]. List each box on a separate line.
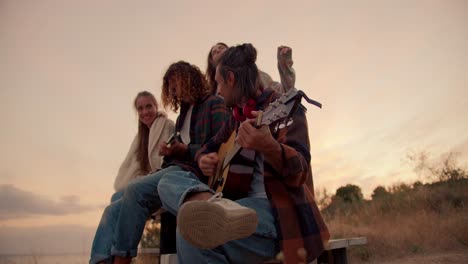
[1, 0, 467, 255]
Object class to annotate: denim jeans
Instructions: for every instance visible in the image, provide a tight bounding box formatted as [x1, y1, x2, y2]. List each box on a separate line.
[89, 166, 182, 264]
[158, 170, 279, 264]
[110, 190, 124, 203]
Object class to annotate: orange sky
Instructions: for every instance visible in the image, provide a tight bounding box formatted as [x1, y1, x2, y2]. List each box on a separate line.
[1, 0, 467, 254]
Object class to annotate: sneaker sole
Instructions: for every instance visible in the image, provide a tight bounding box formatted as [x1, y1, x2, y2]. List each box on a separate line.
[177, 200, 258, 249]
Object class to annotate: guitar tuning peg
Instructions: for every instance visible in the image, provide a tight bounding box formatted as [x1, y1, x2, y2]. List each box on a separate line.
[274, 123, 280, 133]
[287, 118, 294, 127]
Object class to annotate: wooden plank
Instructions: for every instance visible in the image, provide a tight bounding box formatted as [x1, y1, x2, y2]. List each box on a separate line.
[137, 248, 160, 264]
[348, 237, 367, 246]
[155, 237, 368, 264]
[160, 254, 178, 264]
[326, 237, 367, 250]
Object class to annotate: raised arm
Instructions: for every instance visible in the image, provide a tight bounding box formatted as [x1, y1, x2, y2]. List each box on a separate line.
[277, 46, 296, 93]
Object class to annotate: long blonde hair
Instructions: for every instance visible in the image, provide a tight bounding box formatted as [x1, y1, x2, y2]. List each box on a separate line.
[134, 91, 158, 173]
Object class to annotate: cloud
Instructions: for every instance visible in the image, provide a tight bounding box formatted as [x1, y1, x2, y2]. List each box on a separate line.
[0, 184, 100, 220]
[0, 225, 95, 255]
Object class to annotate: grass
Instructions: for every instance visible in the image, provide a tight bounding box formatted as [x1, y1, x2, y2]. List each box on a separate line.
[321, 179, 468, 263]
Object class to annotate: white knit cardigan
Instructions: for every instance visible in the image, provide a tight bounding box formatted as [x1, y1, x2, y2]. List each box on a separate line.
[113, 112, 175, 191]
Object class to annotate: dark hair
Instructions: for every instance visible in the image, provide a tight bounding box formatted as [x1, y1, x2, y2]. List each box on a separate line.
[134, 91, 158, 173]
[217, 43, 259, 104]
[162, 61, 210, 112]
[206, 42, 228, 94]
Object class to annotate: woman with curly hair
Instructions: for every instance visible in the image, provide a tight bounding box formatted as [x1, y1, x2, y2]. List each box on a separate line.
[89, 61, 228, 264]
[206, 42, 296, 95]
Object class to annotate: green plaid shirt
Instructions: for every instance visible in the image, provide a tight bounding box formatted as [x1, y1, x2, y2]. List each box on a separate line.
[164, 94, 228, 179]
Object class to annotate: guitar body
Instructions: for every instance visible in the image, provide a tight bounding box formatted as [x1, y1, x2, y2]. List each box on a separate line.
[208, 131, 236, 193]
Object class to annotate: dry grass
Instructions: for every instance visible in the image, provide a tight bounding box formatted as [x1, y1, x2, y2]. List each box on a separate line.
[323, 179, 468, 262]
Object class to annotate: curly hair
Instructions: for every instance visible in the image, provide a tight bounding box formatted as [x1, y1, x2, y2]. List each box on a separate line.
[206, 42, 228, 94]
[162, 61, 210, 112]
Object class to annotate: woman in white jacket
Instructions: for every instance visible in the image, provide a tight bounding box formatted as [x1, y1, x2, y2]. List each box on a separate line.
[111, 91, 174, 201]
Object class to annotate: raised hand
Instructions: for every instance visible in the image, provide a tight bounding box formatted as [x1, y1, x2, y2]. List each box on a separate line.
[277, 45, 295, 92]
[277, 46, 293, 65]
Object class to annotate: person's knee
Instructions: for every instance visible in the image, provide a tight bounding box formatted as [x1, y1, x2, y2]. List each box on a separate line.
[102, 204, 118, 223]
[125, 180, 141, 198]
[102, 205, 112, 217]
[157, 176, 171, 198]
[110, 191, 123, 202]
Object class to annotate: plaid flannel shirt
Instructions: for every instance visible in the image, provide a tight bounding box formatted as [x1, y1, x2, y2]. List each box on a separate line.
[164, 94, 228, 180]
[197, 89, 330, 263]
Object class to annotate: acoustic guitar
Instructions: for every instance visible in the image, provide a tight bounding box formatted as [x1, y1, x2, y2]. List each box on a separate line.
[208, 89, 320, 194]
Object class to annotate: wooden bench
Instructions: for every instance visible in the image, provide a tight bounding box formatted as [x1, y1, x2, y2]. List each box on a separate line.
[154, 236, 367, 264]
[265, 237, 368, 264]
[153, 211, 367, 263]
[317, 237, 368, 264]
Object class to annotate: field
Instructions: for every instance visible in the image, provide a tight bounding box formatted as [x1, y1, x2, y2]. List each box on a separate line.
[320, 178, 468, 263]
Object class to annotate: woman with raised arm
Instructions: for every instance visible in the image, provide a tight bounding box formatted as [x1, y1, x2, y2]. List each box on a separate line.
[206, 42, 296, 95]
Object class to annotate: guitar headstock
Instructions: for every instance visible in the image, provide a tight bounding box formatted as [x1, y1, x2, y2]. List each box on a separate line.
[258, 89, 303, 127]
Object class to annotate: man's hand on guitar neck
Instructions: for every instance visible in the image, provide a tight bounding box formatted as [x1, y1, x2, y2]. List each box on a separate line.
[158, 140, 188, 158]
[237, 111, 283, 173]
[198, 152, 219, 177]
[237, 111, 279, 154]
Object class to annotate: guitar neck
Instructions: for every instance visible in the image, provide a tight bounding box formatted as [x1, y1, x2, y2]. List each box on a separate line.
[222, 142, 242, 169]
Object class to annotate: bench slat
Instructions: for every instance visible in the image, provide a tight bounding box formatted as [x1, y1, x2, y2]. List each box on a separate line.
[154, 237, 368, 264]
[326, 237, 367, 250]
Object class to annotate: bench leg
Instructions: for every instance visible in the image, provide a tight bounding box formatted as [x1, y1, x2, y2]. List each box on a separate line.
[160, 212, 177, 254]
[331, 248, 347, 264]
[317, 248, 348, 264]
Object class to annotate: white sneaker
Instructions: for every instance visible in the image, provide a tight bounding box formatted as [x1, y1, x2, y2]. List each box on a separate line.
[177, 193, 258, 249]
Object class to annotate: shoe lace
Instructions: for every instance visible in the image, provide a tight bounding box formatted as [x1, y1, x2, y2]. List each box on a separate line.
[207, 192, 223, 202]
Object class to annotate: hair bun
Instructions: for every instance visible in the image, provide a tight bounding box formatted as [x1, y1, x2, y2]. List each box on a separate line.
[240, 43, 257, 65]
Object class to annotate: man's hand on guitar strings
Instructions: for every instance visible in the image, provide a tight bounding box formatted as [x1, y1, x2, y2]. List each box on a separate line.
[198, 152, 219, 177]
[237, 111, 278, 153]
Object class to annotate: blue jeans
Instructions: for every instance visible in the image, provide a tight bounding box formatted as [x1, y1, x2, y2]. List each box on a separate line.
[110, 190, 124, 203]
[158, 170, 279, 264]
[89, 166, 182, 264]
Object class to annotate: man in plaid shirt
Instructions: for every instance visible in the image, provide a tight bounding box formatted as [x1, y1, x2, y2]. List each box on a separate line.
[157, 44, 329, 264]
